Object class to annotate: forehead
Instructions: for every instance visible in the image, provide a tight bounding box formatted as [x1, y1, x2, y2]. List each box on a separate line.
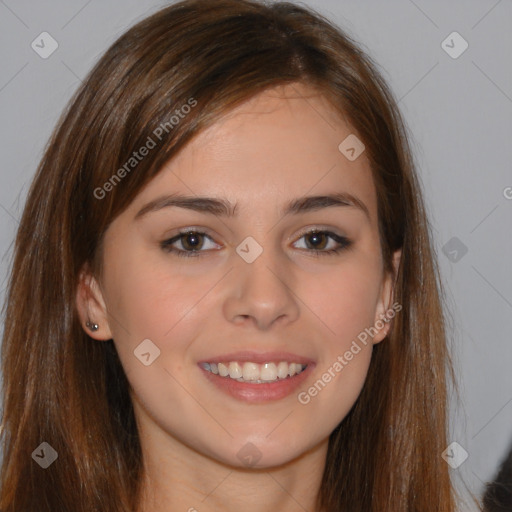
[128, 83, 378, 225]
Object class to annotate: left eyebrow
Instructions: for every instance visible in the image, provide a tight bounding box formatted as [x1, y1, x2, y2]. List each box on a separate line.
[134, 192, 370, 221]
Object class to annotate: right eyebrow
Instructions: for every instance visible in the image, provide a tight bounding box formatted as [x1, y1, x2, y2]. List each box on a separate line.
[134, 192, 370, 221]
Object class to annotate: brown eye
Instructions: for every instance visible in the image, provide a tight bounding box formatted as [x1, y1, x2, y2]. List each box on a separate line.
[160, 230, 219, 258]
[179, 232, 205, 251]
[293, 229, 352, 256]
[304, 231, 329, 250]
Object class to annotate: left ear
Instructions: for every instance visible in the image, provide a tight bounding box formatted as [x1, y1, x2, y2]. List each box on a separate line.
[372, 248, 402, 344]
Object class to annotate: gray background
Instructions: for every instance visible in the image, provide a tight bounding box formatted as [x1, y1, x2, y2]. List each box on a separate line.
[0, 0, 511, 506]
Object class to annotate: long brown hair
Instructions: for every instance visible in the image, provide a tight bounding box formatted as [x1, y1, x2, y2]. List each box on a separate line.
[0, 0, 476, 510]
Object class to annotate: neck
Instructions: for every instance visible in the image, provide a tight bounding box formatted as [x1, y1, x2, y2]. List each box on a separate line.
[136, 421, 328, 512]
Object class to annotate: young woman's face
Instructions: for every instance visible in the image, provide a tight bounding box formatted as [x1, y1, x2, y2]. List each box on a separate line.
[79, 82, 399, 470]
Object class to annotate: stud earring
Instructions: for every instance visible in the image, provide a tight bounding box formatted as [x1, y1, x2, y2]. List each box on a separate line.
[86, 321, 99, 332]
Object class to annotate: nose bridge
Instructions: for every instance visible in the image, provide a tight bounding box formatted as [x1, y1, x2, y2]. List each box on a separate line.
[224, 233, 299, 328]
[240, 237, 283, 289]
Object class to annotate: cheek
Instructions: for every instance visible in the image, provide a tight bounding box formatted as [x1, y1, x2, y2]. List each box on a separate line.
[308, 262, 383, 344]
[103, 245, 204, 340]
[295, 269, 379, 425]
[101, 259, 203, 404]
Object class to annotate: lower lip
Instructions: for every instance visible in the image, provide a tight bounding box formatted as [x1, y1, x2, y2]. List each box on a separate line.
[198, 363, 315, 403]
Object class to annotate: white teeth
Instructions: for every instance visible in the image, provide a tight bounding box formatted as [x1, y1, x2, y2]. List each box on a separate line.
[260, 362, 277, 380]
[218, 363, 229, 377]
[229, 362, 243, 379]
[242, 362, 259, 381]
[203, 361, 307, 382]
[277, 361, 288, 379]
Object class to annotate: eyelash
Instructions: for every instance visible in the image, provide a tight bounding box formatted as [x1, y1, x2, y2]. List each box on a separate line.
[160, 228, 352, 259]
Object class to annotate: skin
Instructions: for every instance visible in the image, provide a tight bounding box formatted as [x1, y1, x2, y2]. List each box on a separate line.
[76, 82, 401, 512]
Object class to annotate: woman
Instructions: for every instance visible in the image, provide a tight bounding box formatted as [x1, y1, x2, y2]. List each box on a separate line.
[0, 0, 480, 510]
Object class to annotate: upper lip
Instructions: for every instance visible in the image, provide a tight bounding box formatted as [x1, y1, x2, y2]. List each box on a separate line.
[198, 350, 315, 366]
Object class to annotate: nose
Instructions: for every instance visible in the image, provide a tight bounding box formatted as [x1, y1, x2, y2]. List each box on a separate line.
[222, 243, 300, 330]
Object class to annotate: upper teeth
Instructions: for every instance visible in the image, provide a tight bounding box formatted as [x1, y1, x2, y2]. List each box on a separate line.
[202, 361, 307, 382]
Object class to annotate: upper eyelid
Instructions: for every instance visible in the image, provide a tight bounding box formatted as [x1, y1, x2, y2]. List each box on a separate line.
[168, 223, 348, 237]
[165, 227, 348, 247]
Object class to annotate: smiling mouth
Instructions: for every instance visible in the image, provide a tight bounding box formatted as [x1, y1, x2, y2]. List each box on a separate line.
[200, 361, 307, 384]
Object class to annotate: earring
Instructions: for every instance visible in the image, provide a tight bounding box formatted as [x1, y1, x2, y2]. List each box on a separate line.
[86, 320, 99, 332]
